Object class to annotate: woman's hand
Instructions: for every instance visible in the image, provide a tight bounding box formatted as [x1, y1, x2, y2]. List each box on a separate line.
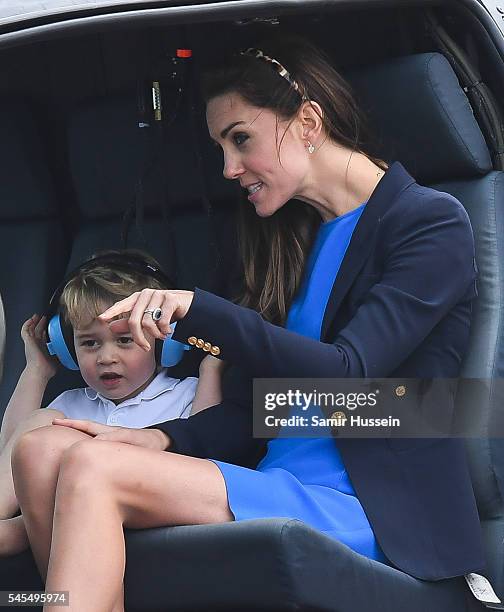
[52, 418, 171, 451]
[21, 314, 58, 381]
[98, 289, 194, 352]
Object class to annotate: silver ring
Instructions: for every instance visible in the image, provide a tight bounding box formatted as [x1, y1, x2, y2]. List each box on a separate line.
[143, 308, 162, 322]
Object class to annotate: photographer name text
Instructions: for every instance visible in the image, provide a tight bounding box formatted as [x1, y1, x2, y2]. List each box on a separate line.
[264, 414, 401, 428]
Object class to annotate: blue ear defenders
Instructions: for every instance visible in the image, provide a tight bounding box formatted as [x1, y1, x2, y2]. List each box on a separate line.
[46, 314, 80, 370]
[45, 254, 191, 371]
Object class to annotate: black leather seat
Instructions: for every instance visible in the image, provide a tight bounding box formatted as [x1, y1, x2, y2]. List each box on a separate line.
[1, 52, 502, 611]
[348, 52, 504, 604]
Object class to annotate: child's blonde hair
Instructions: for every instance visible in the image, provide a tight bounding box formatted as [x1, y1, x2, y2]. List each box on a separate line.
[60, 250, 170, 328]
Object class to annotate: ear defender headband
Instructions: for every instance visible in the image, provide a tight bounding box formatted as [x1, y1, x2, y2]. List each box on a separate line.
[45, 254, 190, 370]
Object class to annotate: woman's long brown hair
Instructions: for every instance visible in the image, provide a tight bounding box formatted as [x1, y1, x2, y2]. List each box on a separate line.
[202, 36, 387, 326]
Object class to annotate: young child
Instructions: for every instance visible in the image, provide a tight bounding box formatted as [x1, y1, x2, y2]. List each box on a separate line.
[0, 250, 224, 556]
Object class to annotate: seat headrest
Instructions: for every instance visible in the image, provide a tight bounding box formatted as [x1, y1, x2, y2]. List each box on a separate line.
[346, 53, 492, 183]
[68, 94, 205, 219]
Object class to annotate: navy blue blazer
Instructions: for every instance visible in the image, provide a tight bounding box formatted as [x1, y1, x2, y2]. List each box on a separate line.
[150, 162, 485, 581]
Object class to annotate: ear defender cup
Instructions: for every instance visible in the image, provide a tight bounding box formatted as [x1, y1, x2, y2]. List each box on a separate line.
[46, 314, 80, 371]
[159, 322, 191, 367]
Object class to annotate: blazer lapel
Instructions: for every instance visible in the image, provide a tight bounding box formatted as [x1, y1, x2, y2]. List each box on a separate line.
[321, 162, 415, 340]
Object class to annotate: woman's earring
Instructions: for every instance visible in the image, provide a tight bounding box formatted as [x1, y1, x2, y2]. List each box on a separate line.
[307, 141, 315, 154]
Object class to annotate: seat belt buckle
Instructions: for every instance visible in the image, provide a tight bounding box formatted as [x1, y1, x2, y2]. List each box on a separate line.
[465, 573, 504, 609]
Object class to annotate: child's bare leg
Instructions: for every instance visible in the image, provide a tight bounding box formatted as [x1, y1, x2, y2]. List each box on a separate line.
[0, 517, 28, 557]
[11, 425, 93, 579]
[42, 440, 232, 611]
[110, 583, 125, 612]
[0, 409, 65, 519]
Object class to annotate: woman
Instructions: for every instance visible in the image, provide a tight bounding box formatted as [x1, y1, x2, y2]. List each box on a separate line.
[11, 37, 483, 611]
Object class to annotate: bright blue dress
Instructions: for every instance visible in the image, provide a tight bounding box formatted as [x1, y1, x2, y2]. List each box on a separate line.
[211, 202, 388, 563]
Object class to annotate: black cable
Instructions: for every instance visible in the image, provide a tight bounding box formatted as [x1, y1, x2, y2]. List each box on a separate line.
[121, 47, 190, 262]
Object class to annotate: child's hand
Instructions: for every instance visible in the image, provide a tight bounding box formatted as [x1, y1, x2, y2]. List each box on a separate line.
[191, 355, 227, 416]
[198, 354, 227, 374]
[21, 315, 58, 380]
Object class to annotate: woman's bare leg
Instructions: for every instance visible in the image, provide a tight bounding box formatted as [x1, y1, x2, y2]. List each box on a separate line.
[43, 440, 232, 612]
[0, 410, 65, 556]
[11, 425, 93, 578]
[0, 517, 27, 557]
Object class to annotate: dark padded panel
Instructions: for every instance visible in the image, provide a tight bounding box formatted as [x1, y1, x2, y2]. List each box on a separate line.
[0, 100, 58, 221]
[67, 218, 179, 285]
[68, 214, 209, 291]
[346, 53, 493, 184]
[67, 94, 211, 219]
[0, 222, 69, 415]
[0, 99, 69, 417]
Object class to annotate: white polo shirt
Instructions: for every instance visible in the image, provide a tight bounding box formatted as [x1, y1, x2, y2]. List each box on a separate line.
[47, 370, 197, 427]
